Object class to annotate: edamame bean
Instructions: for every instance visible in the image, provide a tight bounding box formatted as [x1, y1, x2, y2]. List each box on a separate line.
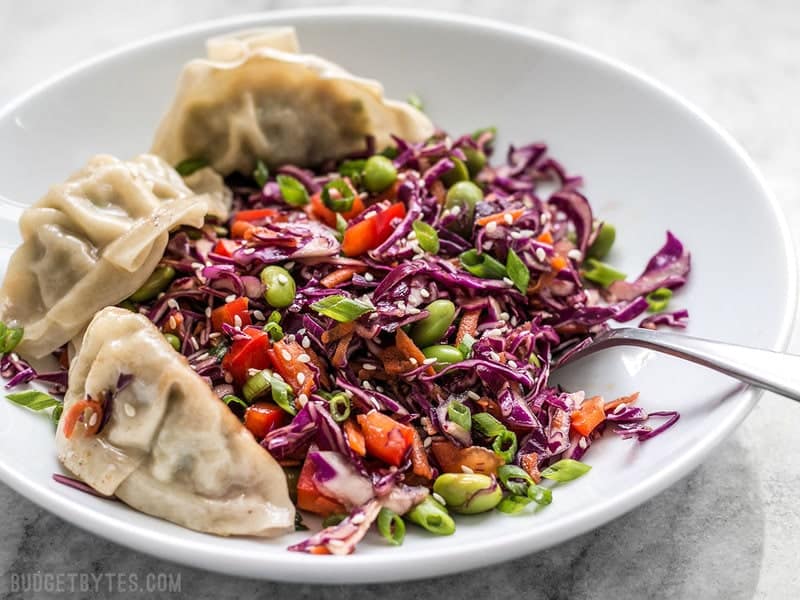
[587, 223, 616, 260]
[463, 147, 487, 176]
[422, 344, 464, 371]
[409, 299, 456, 347]
[433, 473, 503, 514]
[129, 265, 176, 302]
[163, 333, 181, 351]
[363, 155, 398, 193]
[406, 496, 456, 535]
[260, 266, 296, 308]
[445, 181, 483, 237]
[440, 157, 469, 187]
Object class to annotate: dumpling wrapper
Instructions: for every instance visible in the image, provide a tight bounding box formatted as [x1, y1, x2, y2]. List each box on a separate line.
[55, 307, 295, 537]
[151, 27, 435, 175]
[0, 154, 222, 359]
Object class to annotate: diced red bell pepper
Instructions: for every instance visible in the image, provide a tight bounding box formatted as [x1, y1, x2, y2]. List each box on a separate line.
[212, 239, 241, 258]
[296, 454, 347, 517]
[570, 395, 606, 436]
[341, 202, 406, 257]
[308, 189, 365, 228]
[244, 402, 287, 440]
[233, 208, 280, 224]
[222, 325, 271, 385]
[266, 338, 316, 398]
[356, 411, 415, 467]
[211, 297, 251, 332]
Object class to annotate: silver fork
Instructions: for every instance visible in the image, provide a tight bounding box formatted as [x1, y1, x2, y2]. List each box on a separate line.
[556, 328, 800, 401]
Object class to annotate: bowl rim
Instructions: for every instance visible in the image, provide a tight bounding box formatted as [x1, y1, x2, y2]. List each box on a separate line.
[0, 6, 795, 583]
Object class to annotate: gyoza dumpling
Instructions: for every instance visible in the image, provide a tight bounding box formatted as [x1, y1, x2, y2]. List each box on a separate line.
[55, 307, 295, 537]
[0, 154, 217, 359]
[151, 27, 435, 175]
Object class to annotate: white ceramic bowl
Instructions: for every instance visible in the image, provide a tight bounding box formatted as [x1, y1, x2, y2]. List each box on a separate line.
[0, 8, 794, 584]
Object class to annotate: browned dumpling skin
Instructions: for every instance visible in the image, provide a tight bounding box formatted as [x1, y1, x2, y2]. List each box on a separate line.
[151, 27, 435, 175]
[56, 307, 295, 537]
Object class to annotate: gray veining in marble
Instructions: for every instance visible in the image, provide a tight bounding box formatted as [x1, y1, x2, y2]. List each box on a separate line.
[1, 1, 799, 598]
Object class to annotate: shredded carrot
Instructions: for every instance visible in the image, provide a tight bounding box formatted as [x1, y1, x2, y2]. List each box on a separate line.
[519, 452, 542, 483]
[63, 398, 104, 439]
[344, 420, 366, 456]
[395, 329, 433, 375]
[331, 332, 353, 368]
[231, 220, 255, 239]
[308, 546, 331, 555]
[550, 255, 568, 271]
[410, 430, 434, 480]
[604, 392, 639, 413]
[475, 208, 525, 227]
[321, 321, 355, 345]
[570, 395, 605, 437]
[320, 266, 366, 289]
[536, 230, 554, 244]
[454, 309, 481, 347]
[162, 311, 184, 335]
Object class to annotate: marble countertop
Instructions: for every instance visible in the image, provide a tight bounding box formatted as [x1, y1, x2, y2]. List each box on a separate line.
[1, 1, 798, 598]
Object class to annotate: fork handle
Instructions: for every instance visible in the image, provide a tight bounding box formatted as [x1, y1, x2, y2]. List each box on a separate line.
[581, 328, 800, 401]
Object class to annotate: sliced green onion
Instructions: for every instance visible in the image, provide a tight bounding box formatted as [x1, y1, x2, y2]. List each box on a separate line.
[322, 514, 347, 528]
[497, 464, 534, 496]
[407, 93, 424, 112]
[528, 353, 541, 368]
[51, 404, 63, 426]
[1, 326, 24, 354]
[253, 160, 269, 188]
[310, 295, 373, 322]
[527, 484, 553, 506]
[506, 248, 530, 293]
[492, 429, 518, 463]
[406, 497, 456, 536]
[377, 508, 406, 545]
[457, 333, 476, 359]
[646, 287, 673, 313]
[447, 401, 472, 432]
[459, 249, 507, 279]
[209, 343, 228, 361]
[268, 310, 281, 324]
[321, 179, 356, 213]
[587, 222, 616, 260]
[242, 370, 271, 403]
[270, 377, 296, 415]
[413, 220, 440, 254]
[582, 258, 626, 288]
[496, 494, 533, 514]
[329, 393, 351, 423]
[380, 146, 399, 160]
[472, 412, 506, 438]
[335, 213, 348, 242]
[540, 458, 592, 482]
[6, 390, 61, 412]
[175, 157, 207, 176]
[263, 321, 284, 342]
[471, 126, 497, 140]
[222, 394, 248, 409]
[276, 174, 309, 207]
[338, 159, 366, 185]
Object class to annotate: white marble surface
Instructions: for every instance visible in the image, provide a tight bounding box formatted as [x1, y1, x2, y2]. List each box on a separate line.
[1, 1, 799, 598]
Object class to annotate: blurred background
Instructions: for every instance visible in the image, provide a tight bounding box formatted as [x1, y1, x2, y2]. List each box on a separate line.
[0, 2, 797, 598]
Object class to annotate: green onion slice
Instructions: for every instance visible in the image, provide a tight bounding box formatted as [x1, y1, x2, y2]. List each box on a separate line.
[540, 458, 592, 482]
[6, 390, 61, 412]
[310, 295, 373, 322]
[497, 464, 534, 496]
[646, 287, 673, 313]
[582, 258, 626, 288]
[377, 507, 406, 545]
[447, 401, 472, 432]
[506, 249, 530, 293]
[457, 333, 476, 359]
[329, 393, 351, 423]
[175, 157, 207, 177]
[459, 249, 507, 280]
[253, 160, 269, 188]
[321, 179, 356, 213]
[496, 494, 533, 514]
[492, 429, 518, 463]
[472, 412, 506, 438]
[276, 174, 309, 207]
[338, 159, 366, 185]
[413, 220, 440, 254]
[222, 394, 248, 409]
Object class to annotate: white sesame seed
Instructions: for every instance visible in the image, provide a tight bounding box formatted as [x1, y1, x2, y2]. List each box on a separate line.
[535, 247, 547, 262]
[407, 307, 421, 315]
[281, 349, 292, 361]
[362, 380, 373, 390]
[489, 351, 501, 361]
[277, 274, 289, 285]
[253, 310, 265, 321]
[298, 393, 309, 406]
[510, 231, 522, 240]
[369, 312, 379, 319]
[511, 316, 519, 326]
[271, 372, 283, 382]
[363, 363, 377, 371]
[499, 311, 510, 321]
[157, 292, 165, 300]
[464, 392, 480, 404]
[567, 249, 583, 261]
[408, 231, 417, 240]
[243, 247, 256, 255]
[486, 221, 497, 233]
[508, 360, 518, 369]
[209, 332, 221, 339]
[432, 492, 446, 505]
[344, 389, 354, 399]
[296, 372, 306, 385]
[233, 315, 242, 328]
[376, 385, 385, 393]
[395, 300, 406, 309]
[523, 197, 535, 209]
[204, 307, 212, 318]
[460, 465, 474, 474]
[247, 368, 260, 377]
[297, 353, 311, 363]
[195, 352, 209, 362]
[423, 357, 437, 365]
[364, 272, 374, 282]
[205, 261, 213, 267]
[88, 412, 98, 427]
[167, 299, 179, 310]
[409, 357, 418, 366]
[502, 277, 514, 286]
[350, 513, 366, 525]
[504, 213, 514, 225]
[124, 403, 136, 418]
[301, 337, 311, 349]
[423, 436, 432, 448]
[168, 316, 177, 330]
[225, 294, 236, 303]
[284, 262, 295, 270]
[190, 337, 199, 350]
[613, 403, 627, 414]
[541, 212, 550, 224]
[419, 288, 430, 298]
[191, 262, 204, 270]
[484, 241, 494, 250]
[297, 328, 306, 335]
[579, 437, 588, 449]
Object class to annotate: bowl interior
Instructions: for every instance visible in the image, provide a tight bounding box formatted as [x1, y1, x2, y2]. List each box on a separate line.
[0, 9, 793, 583]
